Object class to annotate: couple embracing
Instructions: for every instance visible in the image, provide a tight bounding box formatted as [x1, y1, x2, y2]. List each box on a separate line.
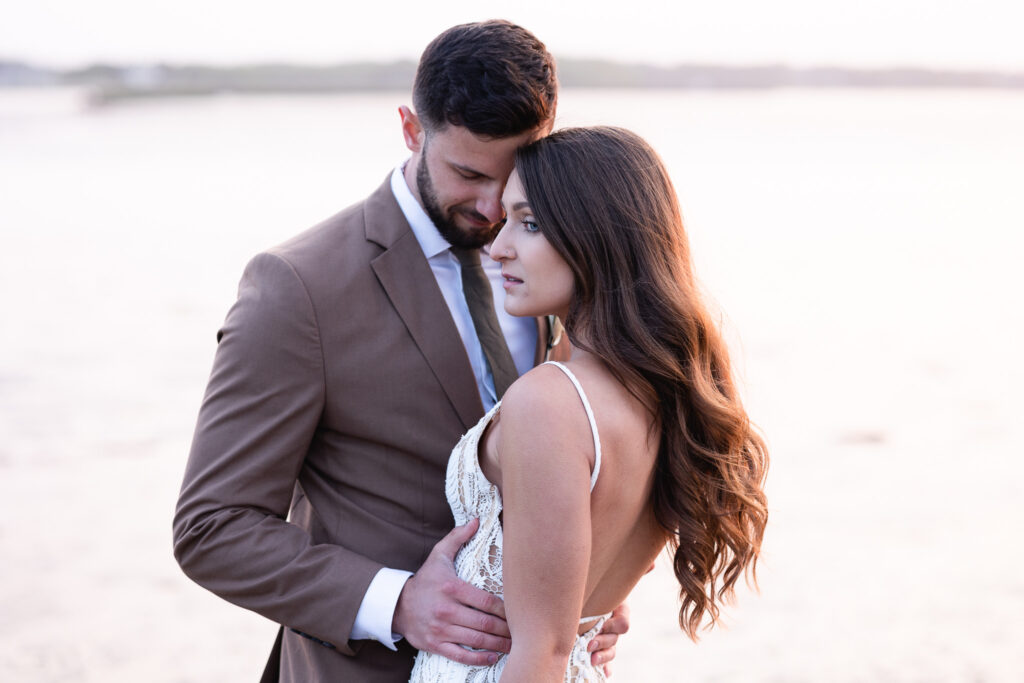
[173, 20, 768, 683]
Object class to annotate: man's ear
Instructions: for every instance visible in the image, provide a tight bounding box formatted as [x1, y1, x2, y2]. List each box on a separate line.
[399, 106, 424, 154]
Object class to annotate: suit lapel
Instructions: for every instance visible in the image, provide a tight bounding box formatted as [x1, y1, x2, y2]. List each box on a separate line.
[365, 177, 484, 431]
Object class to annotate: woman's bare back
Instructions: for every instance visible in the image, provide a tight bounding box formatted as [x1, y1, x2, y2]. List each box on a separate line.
[479, 354, 668, 632]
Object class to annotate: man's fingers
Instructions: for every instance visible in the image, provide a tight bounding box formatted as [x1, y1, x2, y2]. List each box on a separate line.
[436, 642, 500, 667]
[446, 625, 512, 654]
[591, 643, 615, 668]
[600, 613, 629, 637]
[599, 602, 630, 637]
[439, 601, 510, 639]
[586, 632, 618, 654]
[432, 518, 480, 559]
[610, 601, 630, 621]
[453, 581, 507, 621]
[590, 602, 627, 672]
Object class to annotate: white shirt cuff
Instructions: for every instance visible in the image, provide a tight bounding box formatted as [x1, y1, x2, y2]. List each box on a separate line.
[350, 567, 413, 650]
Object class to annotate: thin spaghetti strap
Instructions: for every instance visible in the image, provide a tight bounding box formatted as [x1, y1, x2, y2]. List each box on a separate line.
[543, 361, 602, 491]
[578, 610, 613, 626]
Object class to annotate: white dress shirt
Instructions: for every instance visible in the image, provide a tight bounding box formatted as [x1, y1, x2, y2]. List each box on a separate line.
[349, 164, 538, 648]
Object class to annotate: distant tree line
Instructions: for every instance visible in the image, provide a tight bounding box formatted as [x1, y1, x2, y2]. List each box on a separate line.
[2, 58, 1022, 105]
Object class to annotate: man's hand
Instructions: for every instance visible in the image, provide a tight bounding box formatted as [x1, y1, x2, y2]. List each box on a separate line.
[393, 519, 511, 666]
[587, 601, 630, 677]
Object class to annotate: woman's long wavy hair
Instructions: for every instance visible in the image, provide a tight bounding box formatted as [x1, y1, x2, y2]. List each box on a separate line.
[515, 127, 769, 639]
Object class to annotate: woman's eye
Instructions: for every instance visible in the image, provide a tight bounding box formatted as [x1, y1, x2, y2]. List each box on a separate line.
[523, 219, 539, 233]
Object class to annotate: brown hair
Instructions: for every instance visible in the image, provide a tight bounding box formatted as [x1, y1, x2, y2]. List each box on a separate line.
[515, 126, 769, 639]
[413, 20, 557, 138]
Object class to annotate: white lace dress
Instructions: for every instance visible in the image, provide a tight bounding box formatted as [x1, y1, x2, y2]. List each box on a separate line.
[409, 362, 608, 683]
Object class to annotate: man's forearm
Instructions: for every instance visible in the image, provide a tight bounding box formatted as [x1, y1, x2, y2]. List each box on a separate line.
[173, 499, 384, 654]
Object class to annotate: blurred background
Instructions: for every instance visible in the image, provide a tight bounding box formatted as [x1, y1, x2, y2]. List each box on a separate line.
[2, 2, 1023, 681]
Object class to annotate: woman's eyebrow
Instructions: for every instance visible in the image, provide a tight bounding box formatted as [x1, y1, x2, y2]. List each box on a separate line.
[510, 201, 530, 212]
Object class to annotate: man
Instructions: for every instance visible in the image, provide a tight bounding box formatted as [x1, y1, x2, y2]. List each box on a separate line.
[173, 21, 626, 682]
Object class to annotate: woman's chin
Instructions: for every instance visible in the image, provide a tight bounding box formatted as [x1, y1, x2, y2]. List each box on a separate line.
[503, 300, 544, 319]
[503, 305, 530, 318]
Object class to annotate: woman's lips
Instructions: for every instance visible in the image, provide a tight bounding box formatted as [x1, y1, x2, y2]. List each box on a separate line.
[502, 273, 523, 289]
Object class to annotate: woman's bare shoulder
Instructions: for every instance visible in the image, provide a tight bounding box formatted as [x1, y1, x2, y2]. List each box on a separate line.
[502, 362, 576, 414]
[498, 363, 596, 459]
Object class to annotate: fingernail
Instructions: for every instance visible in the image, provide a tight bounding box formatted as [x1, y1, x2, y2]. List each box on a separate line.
[488, 653, 498, 664]
[588, 642, 597, 652]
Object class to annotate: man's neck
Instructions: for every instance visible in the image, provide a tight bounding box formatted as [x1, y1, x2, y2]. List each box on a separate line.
[402, 158, 424, 208]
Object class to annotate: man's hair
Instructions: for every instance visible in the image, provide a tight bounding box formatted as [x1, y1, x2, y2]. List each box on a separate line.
[412, 20, 557, 138]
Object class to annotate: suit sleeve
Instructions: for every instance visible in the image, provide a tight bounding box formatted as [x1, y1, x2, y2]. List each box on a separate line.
[172, 252, 381, 656]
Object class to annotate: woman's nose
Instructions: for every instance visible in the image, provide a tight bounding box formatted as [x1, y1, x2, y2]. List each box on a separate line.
[489, 223, 513, 261]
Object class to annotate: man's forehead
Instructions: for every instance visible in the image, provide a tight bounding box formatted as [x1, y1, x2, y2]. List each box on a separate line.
[431, 124, 538, 175]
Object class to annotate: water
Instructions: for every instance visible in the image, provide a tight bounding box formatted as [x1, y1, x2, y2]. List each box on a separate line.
[1, 87, 1022, 681]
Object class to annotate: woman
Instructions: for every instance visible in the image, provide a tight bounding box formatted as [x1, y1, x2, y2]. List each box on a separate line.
[410, 126, 769, 682]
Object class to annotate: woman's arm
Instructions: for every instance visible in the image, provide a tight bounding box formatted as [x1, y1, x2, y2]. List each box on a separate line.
[497, 367, 596, 682]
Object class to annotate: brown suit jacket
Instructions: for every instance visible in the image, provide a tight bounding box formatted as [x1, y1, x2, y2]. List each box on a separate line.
[173, 175, 569, 682]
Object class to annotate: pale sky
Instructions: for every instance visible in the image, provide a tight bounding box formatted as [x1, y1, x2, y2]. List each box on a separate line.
[4, 0, 1024, 71]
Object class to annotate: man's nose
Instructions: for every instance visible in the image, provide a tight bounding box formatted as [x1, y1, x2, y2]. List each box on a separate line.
[476, 191, 505, 225]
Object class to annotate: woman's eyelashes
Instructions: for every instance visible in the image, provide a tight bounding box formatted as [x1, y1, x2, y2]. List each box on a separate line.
[521, 217, 540, 233]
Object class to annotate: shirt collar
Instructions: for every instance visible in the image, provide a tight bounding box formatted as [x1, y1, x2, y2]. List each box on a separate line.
[390, 162, 452, 260]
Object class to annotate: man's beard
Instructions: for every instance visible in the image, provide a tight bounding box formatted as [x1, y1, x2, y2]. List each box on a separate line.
[417, 155, 503, 250]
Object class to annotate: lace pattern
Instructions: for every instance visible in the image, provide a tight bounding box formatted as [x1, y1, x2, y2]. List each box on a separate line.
[410, 362, 607, 682]
[447, 404, 506, 599]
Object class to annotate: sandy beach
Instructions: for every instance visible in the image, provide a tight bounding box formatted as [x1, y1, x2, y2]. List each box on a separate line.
[1, 87, 1023, 681]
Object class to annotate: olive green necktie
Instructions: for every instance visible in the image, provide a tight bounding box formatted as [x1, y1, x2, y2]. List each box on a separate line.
[451, 247, 519, 399]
